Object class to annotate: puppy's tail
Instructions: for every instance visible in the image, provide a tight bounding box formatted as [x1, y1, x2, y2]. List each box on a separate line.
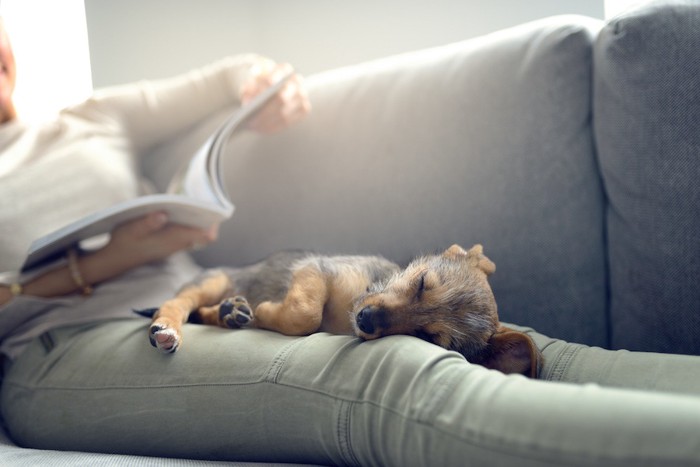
[133, 307, 159, 318]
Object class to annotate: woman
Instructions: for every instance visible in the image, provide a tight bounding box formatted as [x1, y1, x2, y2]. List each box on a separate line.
[0, 18, 309, 311]
[2, 16, 700, 467]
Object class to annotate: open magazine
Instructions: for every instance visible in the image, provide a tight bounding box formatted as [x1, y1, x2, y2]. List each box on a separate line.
[21, 72, 293, 272]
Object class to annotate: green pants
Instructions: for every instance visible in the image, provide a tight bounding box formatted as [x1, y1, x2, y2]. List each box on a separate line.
[2, 319, 700, 466]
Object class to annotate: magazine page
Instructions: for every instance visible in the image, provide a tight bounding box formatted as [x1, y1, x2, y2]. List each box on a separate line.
[167, 71, 294, 207]
[22, 195, 229, 271]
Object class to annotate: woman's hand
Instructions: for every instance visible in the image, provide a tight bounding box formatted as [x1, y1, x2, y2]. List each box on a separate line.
[240, 62, 311, 134]
[96, 212, 218, 275]
[0, 213, 218, 305]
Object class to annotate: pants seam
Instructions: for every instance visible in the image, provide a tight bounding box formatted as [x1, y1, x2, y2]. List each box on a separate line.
[263, 338, 306, 383]
[416, 367, 464, 425]
[336, 400, 359, 466]
[547, 344, 582, 382]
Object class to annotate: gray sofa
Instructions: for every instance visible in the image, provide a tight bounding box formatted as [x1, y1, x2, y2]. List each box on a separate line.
[2, 0, 698, 465]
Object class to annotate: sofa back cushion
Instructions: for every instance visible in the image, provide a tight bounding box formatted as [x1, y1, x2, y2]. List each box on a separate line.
[594, 0, 700, 353]
[148, 16, 607, 347]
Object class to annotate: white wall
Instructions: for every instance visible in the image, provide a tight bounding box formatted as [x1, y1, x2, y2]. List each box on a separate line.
[605, 0, 648, 18]
[85, 0, 604, 88]
[2, 0, 92, 121]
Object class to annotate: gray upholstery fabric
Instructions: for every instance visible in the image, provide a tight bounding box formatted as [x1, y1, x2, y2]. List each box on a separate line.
[183, 15, 608, 347]
[594, 0, 700, 353]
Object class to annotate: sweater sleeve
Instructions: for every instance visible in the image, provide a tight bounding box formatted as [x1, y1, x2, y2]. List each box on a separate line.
[66, 54, 274, 154]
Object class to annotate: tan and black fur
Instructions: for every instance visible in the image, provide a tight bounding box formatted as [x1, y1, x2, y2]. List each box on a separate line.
[140, 244, 542, 377]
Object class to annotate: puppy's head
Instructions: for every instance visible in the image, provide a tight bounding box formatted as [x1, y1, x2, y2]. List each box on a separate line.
[352, 244, 540, 377]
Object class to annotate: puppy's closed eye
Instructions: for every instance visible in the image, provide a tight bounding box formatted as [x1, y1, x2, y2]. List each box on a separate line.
[417, 274, 425, 297]
[415, 271, 432, 300]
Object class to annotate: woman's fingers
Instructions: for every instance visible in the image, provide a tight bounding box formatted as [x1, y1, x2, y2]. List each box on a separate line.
[241, 64, 311, 133]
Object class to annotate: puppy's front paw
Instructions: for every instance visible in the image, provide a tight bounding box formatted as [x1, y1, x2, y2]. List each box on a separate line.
[149, 323, 181, 353]
[219, 296, 254, 328]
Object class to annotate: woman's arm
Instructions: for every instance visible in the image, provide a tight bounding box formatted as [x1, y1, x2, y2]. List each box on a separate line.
[71, 55, 277, 152]
[0, 213, 217, 306]
[0, 59, 310, 306]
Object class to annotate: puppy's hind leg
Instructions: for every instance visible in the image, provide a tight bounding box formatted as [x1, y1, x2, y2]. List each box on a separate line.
[196, 296, 255, 329]
[150, 270, 232, 353]
[254, 264, 329, 336]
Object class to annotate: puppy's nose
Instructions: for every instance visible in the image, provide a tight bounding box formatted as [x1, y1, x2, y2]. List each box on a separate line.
[356, 306, 376, 334]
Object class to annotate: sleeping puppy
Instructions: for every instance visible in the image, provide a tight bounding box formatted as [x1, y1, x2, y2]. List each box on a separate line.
[138, 244, 541, 377]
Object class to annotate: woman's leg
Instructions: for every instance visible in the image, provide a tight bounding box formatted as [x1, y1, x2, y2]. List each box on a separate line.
[512, 323, 700, 396]
[3, 319, 700, 466]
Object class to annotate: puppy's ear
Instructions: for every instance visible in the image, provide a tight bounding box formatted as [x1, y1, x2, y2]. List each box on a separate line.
[480, 328, 541, 378]
[467, 244, 496, 276]
[444, 244, 496, 275]
[444, 244, 469, 258]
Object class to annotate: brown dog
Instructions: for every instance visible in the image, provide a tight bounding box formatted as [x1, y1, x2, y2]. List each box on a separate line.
[139, 244, 542, 377]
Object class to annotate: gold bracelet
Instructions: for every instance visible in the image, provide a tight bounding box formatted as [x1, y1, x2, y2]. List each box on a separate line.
[67, 248, 93, 296]
[9, 282, 23, 296]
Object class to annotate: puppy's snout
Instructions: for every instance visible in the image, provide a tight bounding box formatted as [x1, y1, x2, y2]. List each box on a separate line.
[356, 306, 376, 334]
